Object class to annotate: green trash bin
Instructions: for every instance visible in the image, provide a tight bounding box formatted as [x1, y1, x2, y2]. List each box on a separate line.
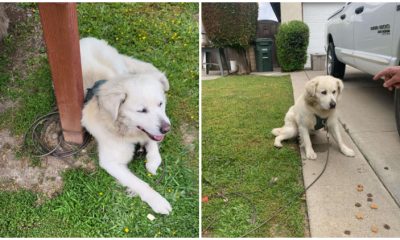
[255, 38, 273, 72]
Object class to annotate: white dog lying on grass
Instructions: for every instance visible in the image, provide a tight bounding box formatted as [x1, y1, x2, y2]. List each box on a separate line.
[80, 37, 172, 214]
[272, 75, 355, 160]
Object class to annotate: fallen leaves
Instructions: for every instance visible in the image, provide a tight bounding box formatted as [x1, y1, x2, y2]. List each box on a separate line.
[370, 203, 378, 209]
[355, 212, 364, 220]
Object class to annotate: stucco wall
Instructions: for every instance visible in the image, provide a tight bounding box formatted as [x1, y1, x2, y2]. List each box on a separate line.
[280, 2, 302, 23]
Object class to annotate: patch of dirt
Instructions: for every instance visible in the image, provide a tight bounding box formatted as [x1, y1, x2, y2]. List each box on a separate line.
[0, 129, 96, 199]
[268, 223, 293, 237]
[0, 4, 9, 41]
[179, 122, 196, 152]
[0, 99, 18, 114]
[202, 230, 212, 238]
[179, 122, 197, 171]
[3, 3, 46, 79]
[4, 3, 27, 24]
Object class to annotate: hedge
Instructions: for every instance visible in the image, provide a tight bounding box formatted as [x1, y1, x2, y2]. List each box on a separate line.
[202, 3, 258, 48]
[276, 20, 309, 72]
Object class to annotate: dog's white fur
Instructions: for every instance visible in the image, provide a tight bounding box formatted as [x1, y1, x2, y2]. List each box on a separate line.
[272, 76, 355, 159]
[80, 37, 172, 214]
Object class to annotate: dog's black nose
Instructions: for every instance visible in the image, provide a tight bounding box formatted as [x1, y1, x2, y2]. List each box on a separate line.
[330, 101, 336, 109]
[160, 121, 171, 134]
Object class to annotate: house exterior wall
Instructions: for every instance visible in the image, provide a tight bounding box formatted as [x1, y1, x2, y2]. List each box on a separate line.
[280, 2, 302, 23]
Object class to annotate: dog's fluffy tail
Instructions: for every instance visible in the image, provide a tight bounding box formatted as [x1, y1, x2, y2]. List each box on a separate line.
[271, 128, 282, 136]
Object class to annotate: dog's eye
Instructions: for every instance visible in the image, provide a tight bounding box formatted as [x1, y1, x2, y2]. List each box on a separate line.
[321, 90, 327, 95]
[332, 90, 336, 94]
[137, 108, 148, 113]
[159, 102, 163, 107]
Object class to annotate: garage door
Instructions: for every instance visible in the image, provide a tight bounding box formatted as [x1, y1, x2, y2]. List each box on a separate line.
[303, 2, 344, 69]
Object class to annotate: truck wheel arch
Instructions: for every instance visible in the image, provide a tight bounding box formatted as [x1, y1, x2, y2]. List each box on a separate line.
[327, 40, 346, 79]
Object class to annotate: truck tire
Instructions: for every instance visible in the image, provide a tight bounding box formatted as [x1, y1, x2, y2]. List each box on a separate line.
[327, 42, 346, 79]
[395, 88, 400, 136]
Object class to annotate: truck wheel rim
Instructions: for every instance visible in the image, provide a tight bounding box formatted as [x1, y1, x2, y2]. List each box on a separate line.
[327, 49, 333, 74]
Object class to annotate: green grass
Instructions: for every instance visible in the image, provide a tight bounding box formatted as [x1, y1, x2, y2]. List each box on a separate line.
[0, 3, 198, 237]
[202, 75, 305, 237]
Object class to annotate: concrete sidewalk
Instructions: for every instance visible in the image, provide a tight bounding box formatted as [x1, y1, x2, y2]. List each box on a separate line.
[290, 68, 400, 237]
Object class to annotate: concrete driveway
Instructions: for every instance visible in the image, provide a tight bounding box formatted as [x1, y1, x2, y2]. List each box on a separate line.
[290, 67, 400, 237]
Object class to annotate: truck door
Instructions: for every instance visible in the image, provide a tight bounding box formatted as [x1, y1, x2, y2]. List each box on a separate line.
[353, 3, 396, 74]
[329, 3, 358, 66]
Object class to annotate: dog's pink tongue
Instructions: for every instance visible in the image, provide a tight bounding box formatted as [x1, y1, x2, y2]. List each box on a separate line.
[153, 135, 164, 141]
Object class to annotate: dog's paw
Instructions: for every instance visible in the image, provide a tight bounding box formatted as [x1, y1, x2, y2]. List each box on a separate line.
[271, 128, 281, 136]
[146, 160, 161, 175]
[274, 140, 283, 148]
[306, 150, 317, 160]
[142, 191, 172, 215]
[145, 152, 162, 175]
[341, 146, 355, 157]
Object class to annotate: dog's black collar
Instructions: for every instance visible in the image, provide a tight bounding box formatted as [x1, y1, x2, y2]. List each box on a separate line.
[84, 79, 107, 105]
[314, 115, 328, 130]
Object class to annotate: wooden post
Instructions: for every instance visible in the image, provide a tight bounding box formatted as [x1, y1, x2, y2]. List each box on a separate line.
[38, 3, 84, 144]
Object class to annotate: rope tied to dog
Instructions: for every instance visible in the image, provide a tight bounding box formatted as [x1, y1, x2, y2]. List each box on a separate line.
[24, 111, 92, 158]
[24, 111, 168, 185]
[24, 79, 109, 158]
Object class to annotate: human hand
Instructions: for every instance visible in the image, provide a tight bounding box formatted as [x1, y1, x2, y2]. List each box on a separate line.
[373, 66, 400, 91]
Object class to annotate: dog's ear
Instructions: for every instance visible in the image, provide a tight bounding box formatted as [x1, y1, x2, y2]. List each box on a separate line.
[98, 86, 127, 121]
[336, 78, 344, 94]
[158, 72, 169, 92]
[305, 79, 319, 97]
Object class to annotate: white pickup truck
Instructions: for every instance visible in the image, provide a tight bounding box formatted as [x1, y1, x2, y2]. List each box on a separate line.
[325, 2, 400, 135]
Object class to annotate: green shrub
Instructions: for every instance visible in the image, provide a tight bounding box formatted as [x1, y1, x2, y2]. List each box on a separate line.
[202, 3, 258, 48]
[276, 20, 309, 72]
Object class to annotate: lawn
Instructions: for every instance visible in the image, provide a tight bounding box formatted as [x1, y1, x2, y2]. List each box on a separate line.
[202, 75, 306, 237]
[0, 3, 198, 237]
